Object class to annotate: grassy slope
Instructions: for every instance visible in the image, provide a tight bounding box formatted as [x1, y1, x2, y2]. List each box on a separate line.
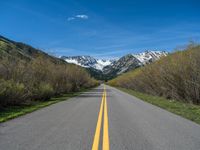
[0, 89, 88, 123]
[117, 87, 200, 124]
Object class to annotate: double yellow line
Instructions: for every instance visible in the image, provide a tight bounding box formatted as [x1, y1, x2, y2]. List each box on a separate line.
[92, 86, 110, 150]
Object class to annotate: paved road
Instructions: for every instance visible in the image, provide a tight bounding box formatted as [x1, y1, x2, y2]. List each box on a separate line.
[0, 84, 200, 150]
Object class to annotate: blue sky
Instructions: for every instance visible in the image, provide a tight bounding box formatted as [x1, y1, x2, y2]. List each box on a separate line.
[0, 0, 200, 58]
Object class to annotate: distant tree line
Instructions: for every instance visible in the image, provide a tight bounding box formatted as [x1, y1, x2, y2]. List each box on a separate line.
[109, 44, 200, 105]
[0, 56, 98, 107]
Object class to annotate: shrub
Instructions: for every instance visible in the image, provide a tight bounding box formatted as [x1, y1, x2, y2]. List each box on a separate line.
[0, 56, 98, 107]
[33, 83, 54, 101]
[0, 79, 26, 106]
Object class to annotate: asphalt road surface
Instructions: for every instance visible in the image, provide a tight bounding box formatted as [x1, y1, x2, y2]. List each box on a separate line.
[0, 84, 200, 150]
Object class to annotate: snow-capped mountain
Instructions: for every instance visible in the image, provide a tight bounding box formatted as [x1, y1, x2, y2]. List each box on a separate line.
[103, 50, 168, 75]
[61, 56, 113, 70]
[61, 50, 168, 78]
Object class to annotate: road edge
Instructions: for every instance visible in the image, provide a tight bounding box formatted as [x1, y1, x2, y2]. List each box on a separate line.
[0, 87, 97, 123]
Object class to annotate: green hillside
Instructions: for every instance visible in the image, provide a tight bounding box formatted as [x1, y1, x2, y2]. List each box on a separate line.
[0, 36, 98, 108]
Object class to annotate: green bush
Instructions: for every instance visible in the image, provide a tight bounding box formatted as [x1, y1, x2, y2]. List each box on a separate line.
[33, 83, 54, 101]
[0, 79, 26, 106]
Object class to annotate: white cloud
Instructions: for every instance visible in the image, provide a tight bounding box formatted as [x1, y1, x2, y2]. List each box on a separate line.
[75, 14, 88, 19]
[67, 14, 89, 21]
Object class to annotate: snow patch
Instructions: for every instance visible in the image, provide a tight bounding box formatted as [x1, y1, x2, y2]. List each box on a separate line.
[132, 51, 167, 64]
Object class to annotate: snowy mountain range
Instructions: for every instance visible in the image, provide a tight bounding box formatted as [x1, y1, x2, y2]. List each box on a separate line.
[61, 50, 168, 77]
[61, 56, 115, 70]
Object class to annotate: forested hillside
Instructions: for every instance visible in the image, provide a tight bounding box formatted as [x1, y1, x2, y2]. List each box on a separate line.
[0, 36, 98, 107]
[109, 44, 200, 104]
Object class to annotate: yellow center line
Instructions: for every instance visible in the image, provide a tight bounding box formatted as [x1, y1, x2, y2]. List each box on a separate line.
[103, 86, 110, 150]
[92, 85, 110, 150]
[92, 91, 104, 150]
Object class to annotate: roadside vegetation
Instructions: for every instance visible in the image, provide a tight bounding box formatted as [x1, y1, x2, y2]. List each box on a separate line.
[0, 56, 98, 108]
[0, 37, 98, 110]
[109, 44, 200, 105]
[117, 88, 200, 124]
